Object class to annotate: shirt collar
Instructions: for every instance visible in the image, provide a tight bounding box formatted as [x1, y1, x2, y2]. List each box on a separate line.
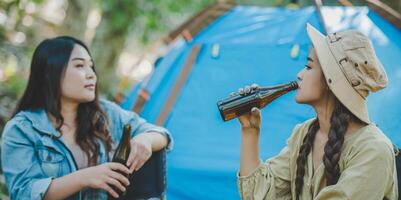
[18, 109, 62, 138]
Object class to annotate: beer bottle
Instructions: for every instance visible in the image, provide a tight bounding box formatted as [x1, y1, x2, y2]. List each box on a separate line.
[108, 124, 131, 200]
[217, 81, 298, 121]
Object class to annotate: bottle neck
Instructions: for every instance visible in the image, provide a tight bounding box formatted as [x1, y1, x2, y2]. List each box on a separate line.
[259, 81, 298, 97]
[120, 125, 132, 145]
[121, 131, 131, 144]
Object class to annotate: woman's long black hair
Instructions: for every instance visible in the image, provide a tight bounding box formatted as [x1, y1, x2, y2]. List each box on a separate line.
[14, 36, 113, 166]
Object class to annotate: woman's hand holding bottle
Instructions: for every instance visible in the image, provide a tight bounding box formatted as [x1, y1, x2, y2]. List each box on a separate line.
[80, 162, 131, 198]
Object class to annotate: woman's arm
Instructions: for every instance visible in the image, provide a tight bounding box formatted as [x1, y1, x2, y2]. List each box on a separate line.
[43, 170, 85, 200]
[235, 85, 301, 199]
[229, 86, 263, 176]
[99, 99, 173, 151]
[237, 110, 298, 200]
[238, 105, 263, 176]
[126, 132, 168, 173]
[134, 131, 168, 152]
[99, 99, 171, 174]
[240, 127, 262, 176]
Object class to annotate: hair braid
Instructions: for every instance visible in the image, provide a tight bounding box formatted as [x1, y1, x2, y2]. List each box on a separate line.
[295, 118, 320, 200]
[323, 99, 353, 185]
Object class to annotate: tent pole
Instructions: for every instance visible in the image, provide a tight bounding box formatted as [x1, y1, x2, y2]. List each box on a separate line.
[156, 45, 202, 126]
[313, 0, 329, 34]
[366, 0, 401, 31]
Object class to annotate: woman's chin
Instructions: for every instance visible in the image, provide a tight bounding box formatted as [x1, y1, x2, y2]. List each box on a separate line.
[295, 95, 307, 104]
[86, 95, 96, 102]
[295, 93, 301, 103]
[77, 95, 96, 103]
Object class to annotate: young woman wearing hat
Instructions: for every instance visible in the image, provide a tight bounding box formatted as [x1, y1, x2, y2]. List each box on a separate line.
[1, 36, 172, 199]
[236, 24, 397, 200]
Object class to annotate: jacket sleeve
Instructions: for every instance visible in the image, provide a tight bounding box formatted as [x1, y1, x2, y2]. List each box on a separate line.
[1, 120, 53, 200]
[101, 99, 173, 151]
[314, 138, 397, 200]
[237, 124, 303, 200]
[121, 107, 173, 151]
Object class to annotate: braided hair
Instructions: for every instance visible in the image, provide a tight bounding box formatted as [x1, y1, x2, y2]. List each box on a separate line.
[295, 98, 360, 199]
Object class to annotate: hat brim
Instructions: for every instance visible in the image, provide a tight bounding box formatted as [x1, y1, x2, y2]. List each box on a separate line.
[306, 23, 370, 124]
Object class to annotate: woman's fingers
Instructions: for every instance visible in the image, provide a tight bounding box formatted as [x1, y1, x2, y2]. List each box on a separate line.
[234, 83, 259, 97]
[128, 140, 152, 172]
[238, 88, 244, 95]
[238, 107, 261, 130]
[106, 177, 126, 193]
[244, 85, 251, 94]
[251, 83, 259, 90]
[129, 159, 139, 173]
[109, 170, 130, 187]
[251, 107, 260, 117]
[109, 163, 131, 175]
[250, 107, 261, 128]
[238, 112, 252, 127]
[136, 146, 151, 171]
[230, 84, 261, 129]
[126, 145, 137, 167]
[102, 183, 119, 198]
[129, 154, 147, 172]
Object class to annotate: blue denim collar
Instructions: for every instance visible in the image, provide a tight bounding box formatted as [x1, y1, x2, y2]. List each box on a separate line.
[17, 109, 62, 138]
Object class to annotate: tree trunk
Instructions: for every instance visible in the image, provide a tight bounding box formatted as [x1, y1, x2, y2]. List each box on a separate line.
[62, 0, 91, 40]
[91, 1, 138, 98]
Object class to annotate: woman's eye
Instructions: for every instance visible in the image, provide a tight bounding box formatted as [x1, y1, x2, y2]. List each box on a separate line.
[305, 65, 311, 70]
[76, 64, 84, 68]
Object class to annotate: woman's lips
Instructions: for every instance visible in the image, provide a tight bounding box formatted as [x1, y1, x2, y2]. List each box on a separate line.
[84, 84, 95, 90]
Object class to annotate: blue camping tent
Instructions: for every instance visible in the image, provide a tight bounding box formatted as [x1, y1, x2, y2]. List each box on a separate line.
[121, 5, 401, 200]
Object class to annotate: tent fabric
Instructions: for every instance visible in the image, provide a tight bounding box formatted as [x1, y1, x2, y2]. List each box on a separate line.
[121, 6, 401, 200]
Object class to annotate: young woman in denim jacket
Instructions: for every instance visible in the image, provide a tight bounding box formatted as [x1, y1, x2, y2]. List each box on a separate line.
[1, 36, 173, 200]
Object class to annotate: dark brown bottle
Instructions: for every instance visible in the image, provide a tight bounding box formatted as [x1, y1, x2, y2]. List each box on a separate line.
[108, 124, 131, 200]
[217, 81, 298, 121]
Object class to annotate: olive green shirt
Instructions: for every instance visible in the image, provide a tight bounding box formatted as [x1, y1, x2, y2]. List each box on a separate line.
[237, 118, 398, 200]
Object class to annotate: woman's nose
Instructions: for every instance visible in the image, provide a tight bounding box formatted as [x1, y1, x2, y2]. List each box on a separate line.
[297, 70, 303, 81]
[86, 68, 96, 79]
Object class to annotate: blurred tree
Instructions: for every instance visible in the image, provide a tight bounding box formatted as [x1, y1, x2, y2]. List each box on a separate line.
[90, 0, 140, 98]
[0, 0, 48, 133]
[90, 0, 214, 98]
[62, 0, 91, 40]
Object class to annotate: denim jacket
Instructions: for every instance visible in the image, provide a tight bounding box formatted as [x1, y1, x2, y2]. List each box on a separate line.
[1, 99, 172, 200]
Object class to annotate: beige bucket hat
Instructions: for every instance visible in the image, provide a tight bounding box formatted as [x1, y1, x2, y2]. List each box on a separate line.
[306, 23, 388, 124]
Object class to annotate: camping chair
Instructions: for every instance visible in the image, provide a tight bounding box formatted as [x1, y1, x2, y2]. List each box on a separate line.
[124, 149, 167, 200]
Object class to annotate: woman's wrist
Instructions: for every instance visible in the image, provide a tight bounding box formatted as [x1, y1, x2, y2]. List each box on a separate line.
[74, 168, 89, 188]
[44, 168, 89, 200]
[132, 134, 152, 150]
[241, 128, 260, 148]
[241, 127, 260, 135]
